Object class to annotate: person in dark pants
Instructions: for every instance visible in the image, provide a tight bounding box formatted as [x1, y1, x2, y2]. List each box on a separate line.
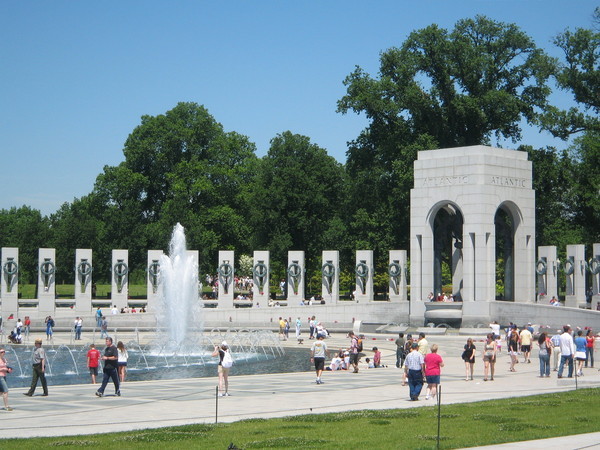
[395, 333, 406, 368]
[95, 337, 120, 397]
[403, 342, 425, 401]
[24, 338, 48, 397]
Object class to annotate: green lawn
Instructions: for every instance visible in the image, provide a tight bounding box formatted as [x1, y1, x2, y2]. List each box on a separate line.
[2, 388, 599, 449]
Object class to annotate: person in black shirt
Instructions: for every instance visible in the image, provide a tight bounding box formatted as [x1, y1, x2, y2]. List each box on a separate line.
[95, 337, 120, 397]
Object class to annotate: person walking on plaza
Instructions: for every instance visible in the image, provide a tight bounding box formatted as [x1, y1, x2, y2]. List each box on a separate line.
[24, 338, 48, 397]
[23, 316, 31, 339]
[117, 341, 128, 382]
[278, 317, 285, 340]
[585, 329, 594, 368]
[95, 337, 120, 397]
[417, 332, 429, 355]
[424, 344, 443, 400]
[74, 317, 83, 340]
[0, 348, 14, 410]
[87, 344, 101, 384]
[212, 341, 233, 396]
[295, 317, 302, 342]
[508, 325, 520, 372]
[100, 316, 108, 339]
[462, 337, 476, 380]
[519, 324, 533, 363]
[558, 325, 575, 378]
[550, 329, 562, 371]
[537, 332, 552, 377]
[483, 333, 497, 381]
[395, 332, 406, 368]
[404, 342, 425, 401]
[574, 330, 587, 376]
[310, 334, 329, 384]
[348, 331, 360, 373]
[45, 316, 54, 342]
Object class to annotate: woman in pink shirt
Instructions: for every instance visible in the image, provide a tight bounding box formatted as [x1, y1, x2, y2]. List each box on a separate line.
[424, 344, 444, 401]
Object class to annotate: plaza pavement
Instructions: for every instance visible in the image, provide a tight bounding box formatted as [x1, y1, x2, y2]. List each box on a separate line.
[1, 330, 599, 449]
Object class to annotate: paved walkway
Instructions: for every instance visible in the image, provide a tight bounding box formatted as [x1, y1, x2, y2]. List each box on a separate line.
[1, 331, 599, 449]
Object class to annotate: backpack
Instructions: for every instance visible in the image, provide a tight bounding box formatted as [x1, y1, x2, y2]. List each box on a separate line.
[357, 338, 363, 353]
[222, 350, 234, 368]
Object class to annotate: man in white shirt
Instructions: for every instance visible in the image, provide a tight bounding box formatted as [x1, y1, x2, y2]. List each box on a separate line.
[558, 325, 575, 378]
[489, 321, 501, 338]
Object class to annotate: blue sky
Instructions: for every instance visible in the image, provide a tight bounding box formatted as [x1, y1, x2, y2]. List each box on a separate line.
[1, 1, 596, 216]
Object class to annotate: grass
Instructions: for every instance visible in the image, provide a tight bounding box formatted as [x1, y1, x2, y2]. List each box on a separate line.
[2, 388, 600, 449]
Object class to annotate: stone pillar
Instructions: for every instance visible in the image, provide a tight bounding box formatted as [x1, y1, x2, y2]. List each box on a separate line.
[321, 250, 339, 304]
[461, 229, 493, 325]
[38, 248, 56, 313]
[147, 250, 163, 311]
[591, 243, 600, 309]
[218, 250, 234, 308]
[536, 246, 558, 303]
[513, 229, 535, 303]
[388, 250, 407, 301]
[1, 247, 19, 315]
[355, 250, 374, 302]
[287, 251, 305, 305]
[565, 244, 586, 308]
[252, 251, 270, 307]
[111, 250, 129, 310]
[75, 249, 93, 313]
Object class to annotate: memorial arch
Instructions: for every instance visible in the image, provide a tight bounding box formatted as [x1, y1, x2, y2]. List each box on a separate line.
[410, 145, 535, 325]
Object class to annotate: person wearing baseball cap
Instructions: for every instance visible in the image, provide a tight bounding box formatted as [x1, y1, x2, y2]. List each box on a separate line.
[24, 339, 48, 397]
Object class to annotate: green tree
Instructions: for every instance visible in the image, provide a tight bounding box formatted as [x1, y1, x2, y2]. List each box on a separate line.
[541, 10, 600, 138]
[48, 195, 108, 284]
[568, 132, 600, 243]
[522, 145, 583, 249]
[338, 15, 552, 148]
[248, 131, 348, 269]
[91, 102, 258, 274]
[0, 206, 50, 283]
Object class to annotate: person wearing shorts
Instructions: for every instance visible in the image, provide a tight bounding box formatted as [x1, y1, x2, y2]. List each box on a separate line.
[520, 325, 533, 363]
[424, 344, 443, 401]
[0, 348, 14, 411]
[310, 334, 329, 384]
[87, 343, 101, 384]
[482, 333, 497, 381]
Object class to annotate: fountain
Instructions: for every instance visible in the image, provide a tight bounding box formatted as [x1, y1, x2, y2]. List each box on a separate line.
[1, 224, 294, 388]
[155, 223, 202, 349]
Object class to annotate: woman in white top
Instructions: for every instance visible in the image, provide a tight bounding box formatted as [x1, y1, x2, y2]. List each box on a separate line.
[116, 341, 128, 382]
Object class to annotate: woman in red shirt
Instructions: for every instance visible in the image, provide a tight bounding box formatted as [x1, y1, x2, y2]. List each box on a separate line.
[585, 329, 595, 368]
[424, 344, 444, 401]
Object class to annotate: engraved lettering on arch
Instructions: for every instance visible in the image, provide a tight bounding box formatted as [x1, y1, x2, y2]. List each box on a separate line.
[489, 176, 527, 188]
[422, 175, 468, 187]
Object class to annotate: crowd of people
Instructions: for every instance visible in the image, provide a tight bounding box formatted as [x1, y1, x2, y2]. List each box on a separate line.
[304, 320, 598, 402]
[0, 316, 597, 411]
